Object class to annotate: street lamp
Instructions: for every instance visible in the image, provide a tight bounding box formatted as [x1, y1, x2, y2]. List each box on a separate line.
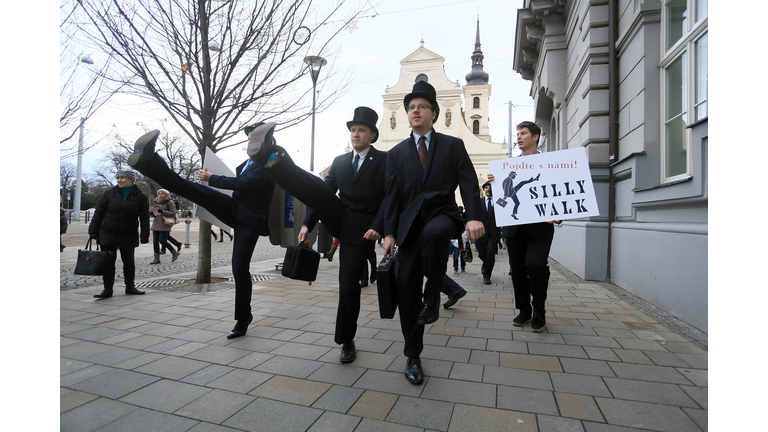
[304, 55, 326, 172]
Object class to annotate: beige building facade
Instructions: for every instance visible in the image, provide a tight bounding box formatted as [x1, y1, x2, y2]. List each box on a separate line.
[376, 33, 508, 207]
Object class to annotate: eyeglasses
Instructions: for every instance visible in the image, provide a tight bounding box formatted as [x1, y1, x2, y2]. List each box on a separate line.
[407, 104, 432, 112]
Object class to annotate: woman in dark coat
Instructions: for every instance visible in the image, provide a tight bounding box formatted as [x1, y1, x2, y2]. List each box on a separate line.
[88, 170, 150, 298]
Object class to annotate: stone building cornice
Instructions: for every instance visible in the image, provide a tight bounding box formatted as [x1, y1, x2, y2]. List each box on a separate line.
[513, 0, 569, 81]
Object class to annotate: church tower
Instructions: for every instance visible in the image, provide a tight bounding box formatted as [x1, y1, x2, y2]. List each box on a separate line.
[463, 16, 492, 141]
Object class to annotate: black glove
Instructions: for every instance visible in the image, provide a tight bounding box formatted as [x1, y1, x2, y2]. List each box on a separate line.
[90, 234, 98, 240]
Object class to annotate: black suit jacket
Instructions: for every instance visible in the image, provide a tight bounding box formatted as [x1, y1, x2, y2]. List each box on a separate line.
[478, 195, 501, 244]
[208, 161, 275, 236]
[303, 146, 388, 247]
[384, 131, 482, 244]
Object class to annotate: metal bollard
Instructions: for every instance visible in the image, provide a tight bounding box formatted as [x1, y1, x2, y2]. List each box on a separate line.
[184, 218, 192, 248]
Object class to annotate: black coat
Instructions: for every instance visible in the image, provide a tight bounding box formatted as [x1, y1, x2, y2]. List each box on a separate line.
[384, 131, 482, 244]
[208, 161, 274, 236]
[89, 185, 150, 248]
[303, 146, 388, 247]
[477, 195, 501, 244]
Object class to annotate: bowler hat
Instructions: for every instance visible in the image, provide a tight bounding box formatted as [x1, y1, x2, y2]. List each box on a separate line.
[243, 122, 265, 136]
[404, 80, 440, 123]
[346, 107, 379, 143]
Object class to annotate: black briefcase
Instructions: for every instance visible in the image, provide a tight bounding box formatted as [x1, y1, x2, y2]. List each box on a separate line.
[282, 244, 321, 282]
[376, 249, 399, 319]
[74, 239, 113, 276]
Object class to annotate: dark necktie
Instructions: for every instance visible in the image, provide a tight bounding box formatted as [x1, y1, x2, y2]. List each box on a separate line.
[418, 136, 427, 171]
[487, 197, 492, 214]
[353, 154, 360, 178]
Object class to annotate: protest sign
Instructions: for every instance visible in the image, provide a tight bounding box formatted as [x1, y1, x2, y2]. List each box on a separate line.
[488, 147, 599, 227]
[196, 147, 234, 234]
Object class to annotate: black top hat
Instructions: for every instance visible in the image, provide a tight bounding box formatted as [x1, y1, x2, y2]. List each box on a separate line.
[404, 80, 440, 123]
[346, 107, 379, 143]
[243, 122, 265, 136]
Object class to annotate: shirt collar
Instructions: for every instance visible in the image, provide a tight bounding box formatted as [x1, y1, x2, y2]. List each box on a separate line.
[354, 146, 371, 159]
[413, 130, 433, 149]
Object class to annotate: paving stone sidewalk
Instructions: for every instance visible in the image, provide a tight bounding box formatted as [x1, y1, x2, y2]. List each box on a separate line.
[61, 239, 708, 432]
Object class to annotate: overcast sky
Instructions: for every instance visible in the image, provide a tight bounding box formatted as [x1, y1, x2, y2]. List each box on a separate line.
[65, 0, 534, 177]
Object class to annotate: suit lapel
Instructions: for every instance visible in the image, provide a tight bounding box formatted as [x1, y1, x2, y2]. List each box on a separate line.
[355, 147, 376, 181]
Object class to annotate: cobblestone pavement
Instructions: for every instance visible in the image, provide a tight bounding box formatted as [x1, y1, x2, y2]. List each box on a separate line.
[60, 219, 286, 289]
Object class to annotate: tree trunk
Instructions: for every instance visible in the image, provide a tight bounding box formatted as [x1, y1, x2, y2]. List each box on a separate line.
[196, 218, 212, 283]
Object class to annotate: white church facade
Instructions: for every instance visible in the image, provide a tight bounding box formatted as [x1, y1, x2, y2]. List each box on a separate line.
[374, 25, 508, 204]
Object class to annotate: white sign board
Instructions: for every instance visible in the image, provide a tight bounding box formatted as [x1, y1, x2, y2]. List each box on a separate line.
[197, 147, 236, 234]
[488, 148, 599, 227]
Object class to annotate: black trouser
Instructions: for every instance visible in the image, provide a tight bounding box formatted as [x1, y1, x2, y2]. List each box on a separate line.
[137, 155, 258, 321]
[335, 241, 372, 344]
[506, 228, 553, 314]
[263, 151, 373, 345]
[396, 214, 457, 358]
[476, 236, 497, 277]
[360, 248, 377, 282]
[101, 245, 135, 289]
[163, 234, 182, 250]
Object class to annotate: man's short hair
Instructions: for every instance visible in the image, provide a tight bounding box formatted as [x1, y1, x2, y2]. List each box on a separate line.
[516, 121, 541, 144]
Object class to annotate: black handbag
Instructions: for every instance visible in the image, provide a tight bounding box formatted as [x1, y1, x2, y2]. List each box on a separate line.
[74, 239, 113, 276]
[282, 244, 321, 283]
[376, 248, 399, 319]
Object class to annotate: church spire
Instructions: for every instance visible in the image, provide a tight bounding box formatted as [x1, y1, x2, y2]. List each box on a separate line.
[465, 15, 489, 85]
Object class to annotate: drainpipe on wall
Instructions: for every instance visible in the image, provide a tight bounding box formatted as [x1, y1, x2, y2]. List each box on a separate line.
[606, 0, 619, 282]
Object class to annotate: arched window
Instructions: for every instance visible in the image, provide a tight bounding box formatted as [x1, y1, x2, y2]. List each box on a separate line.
[415, 74, 428, 83]
[473, 120, 480, 134]
[473, 97, 480, 109]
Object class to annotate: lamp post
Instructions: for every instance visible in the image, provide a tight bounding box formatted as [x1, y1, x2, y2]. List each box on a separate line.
[304, 55, 326, 172]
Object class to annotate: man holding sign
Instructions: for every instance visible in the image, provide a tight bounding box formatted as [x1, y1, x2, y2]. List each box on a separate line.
[488, 121, 559, 333]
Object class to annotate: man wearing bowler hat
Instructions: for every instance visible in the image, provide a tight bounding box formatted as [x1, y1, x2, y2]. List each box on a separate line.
[381, 80, 485, 384]
[127, 125, 275, 340]
[247, 107, 389, 364]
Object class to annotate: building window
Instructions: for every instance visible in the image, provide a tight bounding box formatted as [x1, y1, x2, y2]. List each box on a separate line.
[473, 97, 480, 109]
[415, 74, 428, 83]
[660, 0, 707, 181]
[473, 120, 480, 135]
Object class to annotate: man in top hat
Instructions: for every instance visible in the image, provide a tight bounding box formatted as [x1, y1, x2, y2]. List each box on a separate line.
[127, 126, 275, 339]
[247, 107, 388, 364]
[381, 80, 484, 384]
[476, 181, 502, 285]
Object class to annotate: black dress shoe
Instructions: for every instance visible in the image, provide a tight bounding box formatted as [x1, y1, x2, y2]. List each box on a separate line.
[340, 341, 356, 363]
[531, 311, 546, 333]
[125, 286, 145, 295]
[512, 311, 532, 327]
[404, 357, 424, 384]
[94, 289, 113, 299]
[246, 122, 277, 166]
[227, 314, 254, 339]
[416, 305, 439, 325]
[483, 276, 491, 285]
[443, 289, 467, 309]
[370, 271, 376, 284]
[127, 130, 160, 170]
[359, 279, 368, 288]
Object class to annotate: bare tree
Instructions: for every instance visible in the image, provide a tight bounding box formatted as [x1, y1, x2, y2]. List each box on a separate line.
[60, 0, 122, 154]
[76, 0, 371, 282]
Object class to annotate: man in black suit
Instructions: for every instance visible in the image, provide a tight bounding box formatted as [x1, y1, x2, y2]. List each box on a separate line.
[248, 107, 388, 364]
[382, 81, 484, 384]
[476, 181, 501, 285]
[127, 125, 275, 339]
[489, 121, 559, 333]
